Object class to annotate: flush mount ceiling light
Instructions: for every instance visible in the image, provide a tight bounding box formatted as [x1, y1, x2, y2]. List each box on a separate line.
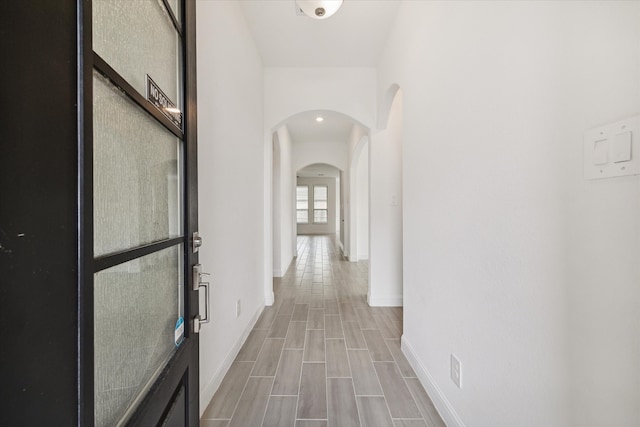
[296, 0, 343, 19]
[316, 116, 324, 122]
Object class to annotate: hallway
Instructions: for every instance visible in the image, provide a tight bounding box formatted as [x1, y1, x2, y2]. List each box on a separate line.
[201, 235, 444, 427]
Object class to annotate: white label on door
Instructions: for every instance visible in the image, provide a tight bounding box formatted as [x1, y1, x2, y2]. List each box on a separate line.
[175, 317, 185, 347]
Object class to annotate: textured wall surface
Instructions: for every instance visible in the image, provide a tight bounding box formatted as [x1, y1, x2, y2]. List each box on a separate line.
[377, 1, 640, 426]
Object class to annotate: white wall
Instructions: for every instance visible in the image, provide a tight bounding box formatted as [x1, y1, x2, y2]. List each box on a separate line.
[265, 67, 377, 129]
[335, 176, 341, 234]
[356, 143, 369, 260]
[293, 140, 348, 174]
[369, 92, 402, 306]
[346, 125, 368, 260]
[272, 132, 281, 275]
[339, 171, 346, 248]
[381, 2, 565, 426]
[273, 126, 294, 277]
[196, 0, 265, 414]
[378, 2, 640, 426]
[564, 3, 640, 426]
[296, 177, 337, 235]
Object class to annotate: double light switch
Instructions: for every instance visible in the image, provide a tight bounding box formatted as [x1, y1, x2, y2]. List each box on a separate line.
[584, 116, 639, 180]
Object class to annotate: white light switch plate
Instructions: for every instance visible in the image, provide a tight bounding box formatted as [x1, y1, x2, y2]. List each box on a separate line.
[450, 354, 462, 388]
[584, 115, 640, 180]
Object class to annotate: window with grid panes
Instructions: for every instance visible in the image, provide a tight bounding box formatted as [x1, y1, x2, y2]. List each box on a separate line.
[296, 186, 309, 224]
[313, 185, 328, 223]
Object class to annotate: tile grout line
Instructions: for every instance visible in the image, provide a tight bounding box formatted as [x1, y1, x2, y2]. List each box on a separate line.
[257, 376, 275, 427]
[225, 362, 253, 426]
[203, 236, 442, 427]
[368, 341, 396, 425]
[296, 238, 312, 421]
[322, 244, 330, 426]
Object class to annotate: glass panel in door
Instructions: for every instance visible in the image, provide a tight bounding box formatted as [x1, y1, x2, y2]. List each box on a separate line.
[166, 0, 182, 25]
[93, 244, 184, 427]
[92, 75, 185, 423]
[92, 0, 187, 424]
[93, 71, 182, 257]
[93, 0, 183, 110]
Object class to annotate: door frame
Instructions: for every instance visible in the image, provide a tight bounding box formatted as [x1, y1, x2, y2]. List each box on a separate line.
[78, 0, 199, 425]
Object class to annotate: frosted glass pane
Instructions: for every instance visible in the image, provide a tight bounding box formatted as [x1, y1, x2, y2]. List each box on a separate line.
[314, 201, 327, 209]
[167, 0, 181, 24]
[93, 72, 181, 256]
[93, 0, 182, 108]
[296, 186, 308, 199]
[94, 245, 183, 427]
[314, 210, 328, 223]
[314, 186, 327, 200]
[297, 211, 308, 223]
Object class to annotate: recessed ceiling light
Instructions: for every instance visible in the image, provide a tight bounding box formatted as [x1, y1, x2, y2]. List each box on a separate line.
[316, 116, 324, 122]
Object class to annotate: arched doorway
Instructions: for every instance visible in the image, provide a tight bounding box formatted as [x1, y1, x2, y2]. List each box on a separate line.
[267, 110, 371, 301]
[296, 163, 343, 238]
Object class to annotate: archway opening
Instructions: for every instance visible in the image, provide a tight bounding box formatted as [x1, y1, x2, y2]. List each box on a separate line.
[267, 109, 372, 307]
[269, 109, 367, 270]
[296, 163, 343, 239]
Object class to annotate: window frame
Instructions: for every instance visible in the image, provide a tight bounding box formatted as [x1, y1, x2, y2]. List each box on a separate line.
[313, 184, 328, 224]
[296, 185, 309, 224]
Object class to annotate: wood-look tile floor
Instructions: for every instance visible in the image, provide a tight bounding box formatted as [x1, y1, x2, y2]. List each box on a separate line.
[201, 235, 445, 427]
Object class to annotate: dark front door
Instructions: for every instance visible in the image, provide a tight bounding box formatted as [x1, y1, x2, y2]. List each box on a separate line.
[0, 1, 200, 426]
[82, 0, 200, 425]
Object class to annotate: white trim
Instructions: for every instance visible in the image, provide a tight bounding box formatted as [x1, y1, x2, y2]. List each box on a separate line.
[199, 304, 263, 416]
[357, 253, 369, 260]
[265, 290, 275, 306]
[367, 293, 402, 307]
[274, 253, 295, 278]
[286, 256, 294, 274]
[273, 255, 294, 278]
[401, 335, 466, 427]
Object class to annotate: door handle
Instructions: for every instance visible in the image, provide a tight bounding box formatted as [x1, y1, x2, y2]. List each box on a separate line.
[193, 264, 211, 333]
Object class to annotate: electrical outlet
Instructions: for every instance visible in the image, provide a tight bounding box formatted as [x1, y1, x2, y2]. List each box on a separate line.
[236, 299, 241, 318]
[451, 354, 462, 388]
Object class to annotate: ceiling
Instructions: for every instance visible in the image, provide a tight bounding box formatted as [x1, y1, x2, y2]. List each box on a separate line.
[239, 0, 401, 67]
[286, 110, 355, 143]
[240, 1, 397, 147]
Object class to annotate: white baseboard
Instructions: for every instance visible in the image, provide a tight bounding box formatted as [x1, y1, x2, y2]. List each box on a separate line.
[282, 256, 293, 275]
[357, 253, 369, 260]
[401, 336, 465, 427]
[265, 287, 275, 305]
[367, 293, 403, 307]
[199, 305, 263, 415]
[273, 256, 294, 278]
